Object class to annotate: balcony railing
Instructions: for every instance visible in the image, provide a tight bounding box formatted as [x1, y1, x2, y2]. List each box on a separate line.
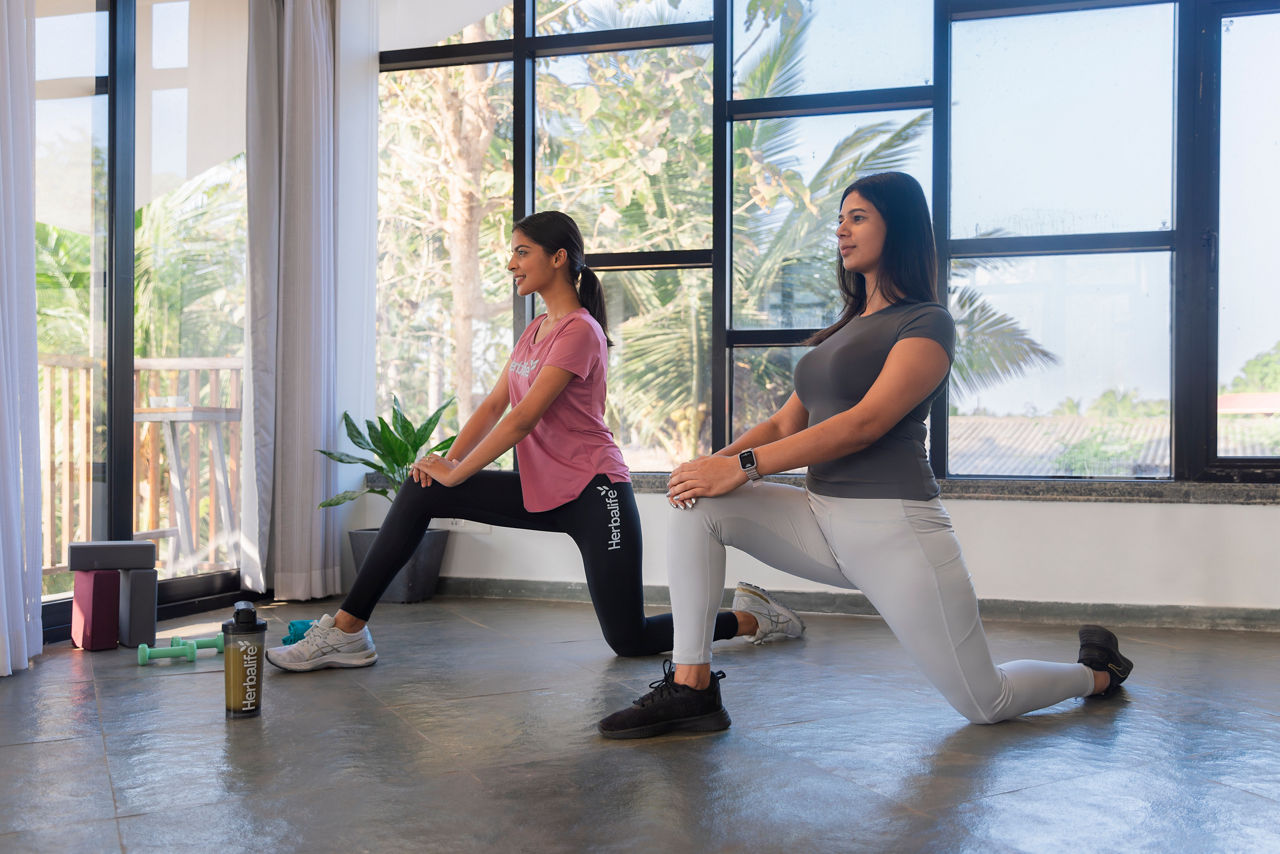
[38, 354, 243, 596]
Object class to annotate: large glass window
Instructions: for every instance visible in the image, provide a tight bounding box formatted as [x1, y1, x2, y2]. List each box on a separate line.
[948, 4, 1175, 478]
[948, 253, 1171, 477]
[1217, 11, 1280, 459]
[132, 0, 248, 577]
[951, 5, 1174, 238]
[536, 46, 713, 252]
[377, 60, 514, 444]
[368, 0, 1280, 484]
[34, 0, 109, 597]
[732, 110, 932, 330]
[732, 0, 932, 97]
[732, 346, 806, 438]
[605, 269, 712, 469]
[536, 0, 712, 35]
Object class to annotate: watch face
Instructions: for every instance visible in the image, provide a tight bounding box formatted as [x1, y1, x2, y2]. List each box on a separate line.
[739, 449, 757, 469]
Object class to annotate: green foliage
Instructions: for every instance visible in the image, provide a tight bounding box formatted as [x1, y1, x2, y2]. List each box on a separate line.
[35, 222, 95, 356]
[317, 397, 457, 508]
[1052, 397, 1083, 416]
[1087, 388, 1169, 418]
[1223, 339, 1280, 393]
[36, 153, 247, 361]
[134, 154, 248, 359]
[1053, 429, 1149, 477]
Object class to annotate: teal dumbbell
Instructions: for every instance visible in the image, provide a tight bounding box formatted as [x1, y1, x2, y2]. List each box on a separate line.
[137, 642, 196, 665]
[170, 633, 225, 654]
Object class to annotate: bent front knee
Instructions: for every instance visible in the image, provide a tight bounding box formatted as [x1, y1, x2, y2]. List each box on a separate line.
[603, 632, 654, 658]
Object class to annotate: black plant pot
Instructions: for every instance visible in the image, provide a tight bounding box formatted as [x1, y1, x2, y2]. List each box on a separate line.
[348, 527, 449, 604]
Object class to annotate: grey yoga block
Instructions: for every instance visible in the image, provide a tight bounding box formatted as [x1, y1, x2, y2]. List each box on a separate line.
[119, 568, 159, 648]
[69, 540, 157, 571]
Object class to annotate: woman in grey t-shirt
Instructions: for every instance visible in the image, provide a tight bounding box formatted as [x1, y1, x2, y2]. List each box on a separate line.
[598, 172, 1133, 739]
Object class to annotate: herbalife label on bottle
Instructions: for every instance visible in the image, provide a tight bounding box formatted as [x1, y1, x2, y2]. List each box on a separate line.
[236, 640, 259, 711]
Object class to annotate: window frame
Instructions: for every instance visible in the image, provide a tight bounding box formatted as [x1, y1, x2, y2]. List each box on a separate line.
[38, 0, 249, 640]
[377, 0, 1280, 484]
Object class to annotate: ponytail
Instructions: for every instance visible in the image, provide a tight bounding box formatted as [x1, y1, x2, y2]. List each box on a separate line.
[575, 265, 612, 347]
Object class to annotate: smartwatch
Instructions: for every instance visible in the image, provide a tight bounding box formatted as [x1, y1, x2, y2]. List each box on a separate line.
[738, 448, 763, 482]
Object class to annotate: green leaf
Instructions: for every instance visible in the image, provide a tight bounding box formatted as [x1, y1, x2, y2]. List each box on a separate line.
[379, 417, 412, 466]
[390, 395, 418, 450]
[343, 412, 375, 453]
[414, 397, 455, 451]
[319, 489, 366, 508]
[317, 449, 383, 470]
[365, 419, 388, 456]
[429, 436, 456, 454]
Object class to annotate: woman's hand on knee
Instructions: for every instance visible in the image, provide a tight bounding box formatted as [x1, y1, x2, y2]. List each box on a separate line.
[667, 455, 748, 505]
[410, 454, 459, 487]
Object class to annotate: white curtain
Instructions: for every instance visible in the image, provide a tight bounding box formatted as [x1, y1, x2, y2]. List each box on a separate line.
[0, 0, 44, 676]
[243, 0, 342, 599]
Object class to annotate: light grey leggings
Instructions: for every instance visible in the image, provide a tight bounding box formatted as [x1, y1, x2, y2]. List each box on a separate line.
[669, 482, 1094, 724]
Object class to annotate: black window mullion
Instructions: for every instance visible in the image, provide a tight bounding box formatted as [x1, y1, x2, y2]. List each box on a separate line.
[381, 40, 517, 70]
[1172, 0, 1215, 479]
[513, 1, 535, 341]
[950, 231, 1174, 257]
[932, 0, 953, 479]
[106, 0, 136, 541]
[950, 0, 1171, 21]
[711, 0, 731, 450]
[528, 21, 713, 56]
[1191, 0, 1280, 483]
[727, 87, 934, 120]
[586, 250, 712, 271]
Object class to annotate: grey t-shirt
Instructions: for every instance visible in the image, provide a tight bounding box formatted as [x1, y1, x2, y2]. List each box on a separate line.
[794, 301, 955, 500]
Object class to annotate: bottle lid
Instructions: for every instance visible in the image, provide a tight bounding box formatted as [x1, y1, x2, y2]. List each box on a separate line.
[223, 600, 267, 633]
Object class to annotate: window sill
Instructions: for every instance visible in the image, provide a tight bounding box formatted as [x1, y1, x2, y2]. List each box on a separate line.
[628, 472, 1280, 505]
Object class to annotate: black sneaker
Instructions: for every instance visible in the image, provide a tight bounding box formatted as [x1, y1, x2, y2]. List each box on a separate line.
[598, 660, 731, 739]
[1078, 625, 1133, 696]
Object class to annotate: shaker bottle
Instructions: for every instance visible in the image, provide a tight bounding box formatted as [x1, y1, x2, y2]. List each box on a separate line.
[223, 601, 267, 718]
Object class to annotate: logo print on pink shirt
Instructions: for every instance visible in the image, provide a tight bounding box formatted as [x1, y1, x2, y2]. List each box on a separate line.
[510, 357, 539, 378]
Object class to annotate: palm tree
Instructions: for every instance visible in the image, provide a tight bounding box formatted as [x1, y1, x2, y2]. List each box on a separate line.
[606, 10, 1059, 462]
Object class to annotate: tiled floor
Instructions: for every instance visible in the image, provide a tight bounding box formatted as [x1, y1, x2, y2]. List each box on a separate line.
[3, 596, 1279, 853]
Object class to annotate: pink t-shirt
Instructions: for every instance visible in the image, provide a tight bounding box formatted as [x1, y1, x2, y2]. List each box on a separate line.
[507, 308, 630, 512]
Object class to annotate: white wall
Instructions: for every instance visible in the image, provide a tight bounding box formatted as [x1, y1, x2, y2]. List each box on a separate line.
[410, 493, 1280, 611]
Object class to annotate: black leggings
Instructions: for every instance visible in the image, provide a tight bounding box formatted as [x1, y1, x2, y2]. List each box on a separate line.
[341, 471, 740, 657]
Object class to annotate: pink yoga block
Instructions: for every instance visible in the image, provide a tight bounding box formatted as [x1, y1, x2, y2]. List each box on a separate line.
[71, 569, 119, 651]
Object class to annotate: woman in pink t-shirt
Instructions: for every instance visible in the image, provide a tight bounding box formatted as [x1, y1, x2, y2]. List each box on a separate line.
[267, 211, 804, 673]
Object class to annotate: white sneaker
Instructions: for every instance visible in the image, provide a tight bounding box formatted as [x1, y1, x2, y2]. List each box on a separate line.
[732, 582, 805, 644]
[265, 614, 378, 672]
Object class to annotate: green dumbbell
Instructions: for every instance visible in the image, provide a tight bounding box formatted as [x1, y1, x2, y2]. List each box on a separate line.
[170, 633, 225, 654]
[137, 642, 197, 665]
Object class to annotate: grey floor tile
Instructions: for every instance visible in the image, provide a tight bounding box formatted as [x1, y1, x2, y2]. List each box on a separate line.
[467, 737, 1013, 853]
[941, 762, 1280, 853]
[0, 677, 101, 747]
[4, 597, 1279, 852]
[0, 818, 123, 853]
[0, 737, 116, 835]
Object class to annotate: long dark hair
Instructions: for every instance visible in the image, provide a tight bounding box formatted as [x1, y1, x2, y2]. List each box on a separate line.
[512, 210, 611, 346]
[807, 171, 938, 347]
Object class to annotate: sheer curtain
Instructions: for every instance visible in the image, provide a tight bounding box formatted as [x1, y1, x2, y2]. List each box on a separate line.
[0, 0, 44, 676]
[243, 0, 342, 599]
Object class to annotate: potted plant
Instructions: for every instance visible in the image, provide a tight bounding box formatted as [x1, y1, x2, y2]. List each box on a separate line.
[318, 396, 456, 603]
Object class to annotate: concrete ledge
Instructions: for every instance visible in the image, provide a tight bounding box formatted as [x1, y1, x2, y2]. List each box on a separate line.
[628, 472, 1280, 505]
[435, 577, 1280, 633]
